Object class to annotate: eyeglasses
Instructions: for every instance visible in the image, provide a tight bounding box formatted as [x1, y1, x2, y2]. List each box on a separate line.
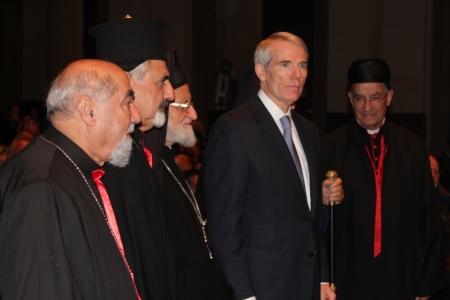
[350, 93, 387, 104]
[170, 101, 194, 111]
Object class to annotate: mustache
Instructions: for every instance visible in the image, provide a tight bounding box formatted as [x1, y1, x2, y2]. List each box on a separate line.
[159, 99, 170, 109]
[127, 123, 135, 134]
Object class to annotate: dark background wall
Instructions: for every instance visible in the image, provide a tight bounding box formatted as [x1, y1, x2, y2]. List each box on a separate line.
[1, 1, 23, 115]
[1, 0, 449, 156]
[262, 0, 315, 109]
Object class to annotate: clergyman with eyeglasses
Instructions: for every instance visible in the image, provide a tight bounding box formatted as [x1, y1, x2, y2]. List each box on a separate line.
[321, 59, 447, 299]
[158, 49, 234, 299]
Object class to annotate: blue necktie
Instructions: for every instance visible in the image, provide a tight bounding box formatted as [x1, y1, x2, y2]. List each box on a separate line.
[280, 115, 305, 191]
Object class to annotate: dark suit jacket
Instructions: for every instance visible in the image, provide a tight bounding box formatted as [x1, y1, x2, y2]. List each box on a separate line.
[203, 94, 328, 300]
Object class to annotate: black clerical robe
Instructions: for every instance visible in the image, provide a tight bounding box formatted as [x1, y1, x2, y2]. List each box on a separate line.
[0, 125, 137, 299]
[321, 119, 447, 299]
[162, 146, 234, 300]
[102, 128, 180, 300]
[144, 113, 168, 187]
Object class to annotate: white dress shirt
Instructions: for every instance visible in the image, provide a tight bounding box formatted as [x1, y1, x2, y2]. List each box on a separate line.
[242, 91, 314, 300]
[258, 90, 311, 209]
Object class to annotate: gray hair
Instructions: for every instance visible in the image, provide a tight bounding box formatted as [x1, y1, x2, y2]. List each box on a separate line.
[129, 60, 152, 81]
[46, 60, 118, 120]
[254, 32, 309, 68]
[348, 83, 389, 94]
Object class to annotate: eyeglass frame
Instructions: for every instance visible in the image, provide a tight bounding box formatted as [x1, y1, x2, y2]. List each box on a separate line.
[349, 92, 388, 105]
[169, 101, 194, 111]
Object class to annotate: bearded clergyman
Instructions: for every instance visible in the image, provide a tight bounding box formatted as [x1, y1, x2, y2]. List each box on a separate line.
[0, 59, 143, 299]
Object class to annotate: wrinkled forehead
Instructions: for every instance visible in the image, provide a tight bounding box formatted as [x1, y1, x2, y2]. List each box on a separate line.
[115, 70, 133, 89]
[151, 60, 170, 75]
[173, 84, 191, 103]
[272, 39, 308, 58]
[270, 40, 308, 61]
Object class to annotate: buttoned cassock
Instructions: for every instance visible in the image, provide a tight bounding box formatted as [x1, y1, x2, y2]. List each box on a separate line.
[321, 118, 447, 299]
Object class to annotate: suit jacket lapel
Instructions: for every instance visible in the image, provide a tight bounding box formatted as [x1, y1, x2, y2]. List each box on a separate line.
[250, 96, 309, 213]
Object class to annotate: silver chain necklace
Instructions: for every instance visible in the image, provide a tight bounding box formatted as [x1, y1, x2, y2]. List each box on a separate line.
[162, 159, 213, 259]
[40, 135, 137, 280]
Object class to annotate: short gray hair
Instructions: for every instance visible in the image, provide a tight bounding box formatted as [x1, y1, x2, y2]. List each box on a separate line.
[348, 83, 389, 94]
[254, 32, 308, 68]
[46, 60, 118, 120]
[129, 60, 152, 81]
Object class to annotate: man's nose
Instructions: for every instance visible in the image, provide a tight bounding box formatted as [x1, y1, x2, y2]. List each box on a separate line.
[363, 99, 372, 111]
[130, 102, 142, 124]
[165, 81, 175, 102]
[292, 66, 302, 79]
[187, 105, 198, 121]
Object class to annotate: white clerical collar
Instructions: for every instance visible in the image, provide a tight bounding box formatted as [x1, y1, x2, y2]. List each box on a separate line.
[258, 89, 292, 122]
[367, 128, 380, 135]
[355, 117, 385, 135]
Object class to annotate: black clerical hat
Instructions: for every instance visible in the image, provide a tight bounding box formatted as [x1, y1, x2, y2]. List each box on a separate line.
[347, 59, 391, 89]
[166, 50, 187, 90]
[89, 16, 167, 72]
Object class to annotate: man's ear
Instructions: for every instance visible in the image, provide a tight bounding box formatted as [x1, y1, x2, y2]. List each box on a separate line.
[255, 63, 266, 82]
[348, 92, 355, 108]
[386, 89, 394, 107]
[77, 96, 96, 126]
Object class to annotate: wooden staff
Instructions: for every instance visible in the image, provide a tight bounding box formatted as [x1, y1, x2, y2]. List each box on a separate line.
[326, 170, 338, 292]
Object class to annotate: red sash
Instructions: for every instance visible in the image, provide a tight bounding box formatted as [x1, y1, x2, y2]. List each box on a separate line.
[365, 134, 388, 257]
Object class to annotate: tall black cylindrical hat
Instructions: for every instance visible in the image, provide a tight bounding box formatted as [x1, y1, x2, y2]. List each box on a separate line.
[89, 16, 167, 71]
[347, 59, 391, 89]
[166, 49, 187, 90]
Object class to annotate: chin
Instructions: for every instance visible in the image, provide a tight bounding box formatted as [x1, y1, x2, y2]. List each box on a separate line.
[361, 122, 379, 130]
[109, 136, 133, 168]
[285, 95, 301, 104]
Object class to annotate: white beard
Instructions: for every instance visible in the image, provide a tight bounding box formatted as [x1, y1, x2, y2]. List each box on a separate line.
[153, 109, 166, 128]
[109, 124, 134, 168]
[166, 121, 197, 147]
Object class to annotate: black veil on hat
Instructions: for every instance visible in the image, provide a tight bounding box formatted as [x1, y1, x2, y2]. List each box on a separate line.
[347, 59, 391, 90]
[89, 15, 167, 72]
[144, 49, 188, 188]
[166, 49, 188, 89]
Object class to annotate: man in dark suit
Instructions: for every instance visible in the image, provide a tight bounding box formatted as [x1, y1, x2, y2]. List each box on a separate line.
[202, 32, 343, 300]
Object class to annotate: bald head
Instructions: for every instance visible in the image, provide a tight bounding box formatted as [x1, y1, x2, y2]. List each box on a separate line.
[45, 59, 141, 166]
[46, 59, 121, 121]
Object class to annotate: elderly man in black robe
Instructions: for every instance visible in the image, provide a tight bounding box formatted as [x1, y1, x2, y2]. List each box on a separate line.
[90, 18, 181, 299]
[0, 59, 142, 299]
[159, 50, 234, 299]
[321, 59, 447, 299]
